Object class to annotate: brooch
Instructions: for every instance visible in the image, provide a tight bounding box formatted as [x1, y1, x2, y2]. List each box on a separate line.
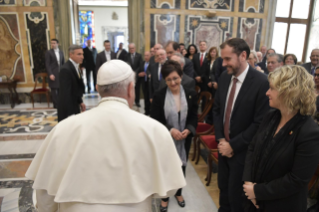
[289, 131, 293, 135]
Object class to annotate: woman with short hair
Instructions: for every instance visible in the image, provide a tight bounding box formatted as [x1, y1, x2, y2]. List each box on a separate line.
[243, 65, 319, 212]
[283, 53, 297, 65]
[151, 60, 198, 212]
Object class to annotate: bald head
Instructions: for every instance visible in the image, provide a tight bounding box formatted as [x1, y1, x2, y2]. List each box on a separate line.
[171, 53, 185, 69]
[256, 51, 262, 62]
[144, 51, 151, 62]
[154, 43, 163, 53]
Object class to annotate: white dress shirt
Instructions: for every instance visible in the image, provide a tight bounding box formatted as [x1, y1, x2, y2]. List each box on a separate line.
[117, 49, 122, 59]
[54, 48, 60, 65]
[69, 58, 81, 78]
[105, 50, 111, 61]
[158, 63, 162, 80]
[199, 52, 206, 61]
[223, 63, 249, 123]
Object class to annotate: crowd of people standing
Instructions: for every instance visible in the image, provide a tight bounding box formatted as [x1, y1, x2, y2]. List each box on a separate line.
[38, 37, 319, 212]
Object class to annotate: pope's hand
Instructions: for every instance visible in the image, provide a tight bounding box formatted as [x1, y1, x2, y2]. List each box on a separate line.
[80, 103, 86, 112]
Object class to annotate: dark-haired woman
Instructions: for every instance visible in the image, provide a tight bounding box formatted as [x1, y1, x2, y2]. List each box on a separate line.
[151, 60, 198, 212]
[185, 44, 198, 60]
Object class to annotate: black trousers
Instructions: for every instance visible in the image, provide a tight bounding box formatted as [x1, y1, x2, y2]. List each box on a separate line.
[86, 69, 96, 92]
[218, 152, 245, 212]
[162, 166, 186, 202]
[135, 77, 151, 114]
[51, 88, 59, 108]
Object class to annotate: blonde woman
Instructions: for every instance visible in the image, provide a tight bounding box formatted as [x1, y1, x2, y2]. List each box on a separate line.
[243, 65, 319, 212]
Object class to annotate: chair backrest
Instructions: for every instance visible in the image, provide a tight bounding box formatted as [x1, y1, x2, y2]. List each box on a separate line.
[33, 73, 48, 90]
[198, 91, 214, 122]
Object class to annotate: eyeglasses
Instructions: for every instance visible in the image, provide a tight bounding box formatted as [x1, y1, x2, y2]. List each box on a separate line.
[314, 74, 319, 77]
[165, 77, 180, 83]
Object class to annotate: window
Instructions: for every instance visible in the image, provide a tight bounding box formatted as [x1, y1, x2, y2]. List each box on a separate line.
[271, 0, 314, 62]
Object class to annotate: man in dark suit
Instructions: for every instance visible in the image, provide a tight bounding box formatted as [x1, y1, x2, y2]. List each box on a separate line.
[116, 42, 127, 61]
[126, 43, 143, 107]
[148, 49, 167, 101]
[257, 48, 275, 74]
[213, 38, 269, 212]
[165, 41, 194, 78]
[267, 53, 283, 73]
[82, 39, 97, 93]
[193, 40, 209, 91]
[159, 53, 195, 90]
[138, 51, 151, 115]
[149, 43, 163, 65]
[95, 40, 116, 73]
[58, 45, 86, 122]
[45, 38, 65, 108]
[301, 48, 319, 75]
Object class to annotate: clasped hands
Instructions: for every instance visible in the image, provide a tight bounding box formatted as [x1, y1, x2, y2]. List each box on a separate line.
[243, 182, 259, 209]
[218, 139, 233, 158]
[170, 128, 190, 140]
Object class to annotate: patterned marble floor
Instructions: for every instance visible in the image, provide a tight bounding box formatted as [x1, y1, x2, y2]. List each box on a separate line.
[0, 95, 219, 211]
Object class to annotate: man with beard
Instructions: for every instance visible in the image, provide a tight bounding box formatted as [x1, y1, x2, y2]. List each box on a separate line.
[213, 38, 269, 212]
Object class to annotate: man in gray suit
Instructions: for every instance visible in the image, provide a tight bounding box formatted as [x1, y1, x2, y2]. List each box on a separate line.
[159, 53, 195, 90]
[301, 49, 319, 75]
[45, 38, 65, 108]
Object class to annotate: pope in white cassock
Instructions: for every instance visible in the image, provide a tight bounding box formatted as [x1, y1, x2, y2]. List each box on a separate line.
[25, 60, 186, 211]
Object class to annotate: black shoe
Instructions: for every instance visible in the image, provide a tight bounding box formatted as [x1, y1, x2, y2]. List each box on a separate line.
[175, 196, 185, 207]
[160, 202, 168, 212]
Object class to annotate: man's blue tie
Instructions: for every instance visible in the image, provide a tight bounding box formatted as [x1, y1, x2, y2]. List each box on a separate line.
[144, 63, 148, 81]
[311, 67, 315, 76]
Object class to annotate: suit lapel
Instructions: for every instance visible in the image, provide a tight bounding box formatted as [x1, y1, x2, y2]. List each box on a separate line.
[102, 51, 107, 62]
[231, 68, 254, 115]
[51, 49, 58, 65]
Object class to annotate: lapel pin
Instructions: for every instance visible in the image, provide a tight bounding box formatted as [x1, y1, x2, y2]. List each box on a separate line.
[189, 95, 191, 99]
[289, 131, 293, 135]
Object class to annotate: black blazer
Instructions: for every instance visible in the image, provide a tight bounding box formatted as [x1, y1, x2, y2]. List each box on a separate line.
[82, 47, 97, 72]
[257, 60, 269, 74]
[150, 87, 198, 136]
[58, 60, 85, 122]
[213, 66, 269, 159]
[45, 49, 65, 88]
[126, 52, 143, 78]
[95, 50, 116, 73]
[243, 110, 319, 212]
[148, 62, 161, 98]
[208, 57, 226, 83]
[183, 57, 195, 78]
[301, 62, 312, 74]
[192, 52, 209, 80]
[116, 49, 128, 61]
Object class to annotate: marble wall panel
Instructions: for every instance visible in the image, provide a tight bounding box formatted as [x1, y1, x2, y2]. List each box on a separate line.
[239, 0, 265, 13]
[150, 14, 180, 47]
[0, 0, 16, 6]
[25, 12, 49, 80]
[151, 0, 181, 9]
[237, 17, 262, 51]
[0, 160, 31, 178]
[187, 0, 234, 11]
[0, 14, 25, 82]
[24, 0, 46, 6]
[185, 16, 233, 49]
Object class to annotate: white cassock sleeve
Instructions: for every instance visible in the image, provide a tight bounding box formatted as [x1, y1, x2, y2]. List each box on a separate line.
[36, 189, 58, 212]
